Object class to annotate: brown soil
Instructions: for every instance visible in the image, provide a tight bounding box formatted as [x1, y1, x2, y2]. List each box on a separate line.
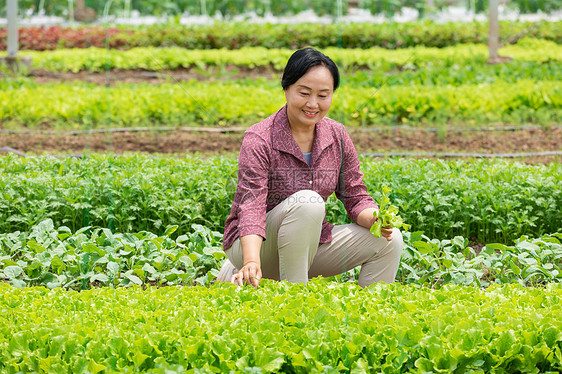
[2, 127, 561, 164]
[29, 67, 279, 85]
[1, 130, 243, 156]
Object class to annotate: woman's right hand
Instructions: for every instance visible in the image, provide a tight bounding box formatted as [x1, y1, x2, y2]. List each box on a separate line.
[231, 261, 262, 289]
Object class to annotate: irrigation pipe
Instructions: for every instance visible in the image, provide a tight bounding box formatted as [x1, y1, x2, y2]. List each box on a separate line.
[356, 125, 562, 133]
[1, 147, 561, 160]
[361, 151, 562, 158]
[1, 125, 559, 136]
[0, 147, 27, 157]
[0, 126, 246, 135]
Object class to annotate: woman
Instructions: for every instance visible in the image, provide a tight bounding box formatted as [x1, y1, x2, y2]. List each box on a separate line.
[217, 48, 403, 288]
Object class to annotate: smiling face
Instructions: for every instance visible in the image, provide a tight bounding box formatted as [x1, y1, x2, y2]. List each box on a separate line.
[284, 65, 334, 130]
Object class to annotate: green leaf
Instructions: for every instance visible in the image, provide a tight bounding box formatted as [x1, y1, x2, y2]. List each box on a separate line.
[178, 255, 194, 268]
[3, 265, 23, 279]
[414, 241, 437, 254]
[517, 241, 540, 253]
[107, 262, 120, 275]
[125, 274, 143, 285]
[88, 359, 106, 374]
[164, 225, 178, 237]
[28, 240, 47, 254]
[371, 185, 408, 237]
[543, 325, 561, 347]
[495, 331, 517, 357]
[82, 243, 105, 256]
[90, 274, 109, 283]
[133, 351, 149, 368]
[9, 278, 27, 288]
[142, 263, 157, 274]
[510, 261, 521, 276]
[256, 348, 285, 372]
[370, 220, 382, 237]
[350, 357, 369, 374]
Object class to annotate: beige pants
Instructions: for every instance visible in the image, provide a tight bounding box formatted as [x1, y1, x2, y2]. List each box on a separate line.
[219, 190, 403, 288]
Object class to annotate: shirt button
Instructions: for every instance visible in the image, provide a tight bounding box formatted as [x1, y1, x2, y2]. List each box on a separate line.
[309, 180, 313, 184]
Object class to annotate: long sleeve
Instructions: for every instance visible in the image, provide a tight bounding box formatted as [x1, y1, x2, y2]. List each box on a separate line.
[335, 129, 378, 223]
[233, 132, 270, 240]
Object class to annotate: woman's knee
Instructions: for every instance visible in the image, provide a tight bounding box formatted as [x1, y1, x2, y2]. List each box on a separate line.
[368, 227, 403, 260]
[387, 227, 404, 257]
[287, 190, 326, 219]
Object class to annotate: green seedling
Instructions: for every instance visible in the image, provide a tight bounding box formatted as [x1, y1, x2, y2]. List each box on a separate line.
[371, 185, 410, 237]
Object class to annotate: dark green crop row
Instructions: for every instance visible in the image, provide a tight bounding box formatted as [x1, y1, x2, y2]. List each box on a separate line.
[0, 219, 225, 290]
[1, 21, 561, 51]
[1, 154, 561, 243]
[1, 218, 561, 290]
[1, 281, 562, 373]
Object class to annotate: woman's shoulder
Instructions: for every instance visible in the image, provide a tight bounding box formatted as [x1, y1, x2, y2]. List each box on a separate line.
[321, 116, 347, 137]
[244, 111, 278, 141]
[240, 111, 281, 155]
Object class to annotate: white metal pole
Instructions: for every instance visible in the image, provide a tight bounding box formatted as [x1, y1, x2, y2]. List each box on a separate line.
[103, 0, 114, 20]
[38, 0, 45, 15]
[125, 0, 131, 18]
[68, 0, 75, 23]
[201, 0, 207, 16]
[7, 0, 18, 57]
[336, 0, 343, 23]
[489, 0, 499, 60]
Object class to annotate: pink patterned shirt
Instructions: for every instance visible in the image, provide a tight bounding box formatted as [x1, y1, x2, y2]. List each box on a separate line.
[223, 105, 378, 250]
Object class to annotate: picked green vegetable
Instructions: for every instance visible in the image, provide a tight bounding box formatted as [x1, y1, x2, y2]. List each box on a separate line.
[371, 185, 410, 237]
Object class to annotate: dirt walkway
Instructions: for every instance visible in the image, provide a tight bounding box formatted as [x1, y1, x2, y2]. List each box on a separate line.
[2, 127, 561, 164]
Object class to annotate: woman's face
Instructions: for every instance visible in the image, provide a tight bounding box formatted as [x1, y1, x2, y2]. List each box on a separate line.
[285, 65, 334, 130]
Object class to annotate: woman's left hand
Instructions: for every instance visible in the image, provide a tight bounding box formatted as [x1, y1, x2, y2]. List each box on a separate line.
[231, 261, 262, 289]
[358, 208, 393, 241]
[381, 225, 393, 241]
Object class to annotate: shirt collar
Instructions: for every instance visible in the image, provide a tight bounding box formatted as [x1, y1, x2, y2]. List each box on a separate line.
[271, 105, 335, 164]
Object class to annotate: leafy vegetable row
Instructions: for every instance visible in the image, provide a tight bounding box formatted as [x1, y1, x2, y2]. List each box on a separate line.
[1, 280, 562, 373]
[2, 155, 561, 243]
[1, 21, 560, 51]
[2, 219, 561, 290]
[400, 232, 562, 288]
[1, 219, 225, 290]
[13, 38, 561, 73]
[1, 78, 559, 128]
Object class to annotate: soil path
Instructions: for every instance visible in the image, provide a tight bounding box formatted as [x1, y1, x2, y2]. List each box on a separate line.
[29, 68, 278, 85]
[2, 127, 561, 164]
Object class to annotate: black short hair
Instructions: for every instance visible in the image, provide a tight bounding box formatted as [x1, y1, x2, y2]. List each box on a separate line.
[281, 48, 340, 91]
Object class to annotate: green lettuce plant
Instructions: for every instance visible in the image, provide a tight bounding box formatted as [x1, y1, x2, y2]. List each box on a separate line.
[1, 280, 562, 372]
[371, 185, 410, 237]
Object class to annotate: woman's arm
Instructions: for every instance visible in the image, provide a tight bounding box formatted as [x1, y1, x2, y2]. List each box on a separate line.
[335, 128, 379, 223]
[240, 234, 263, 266]
[227, 132, 270, 288]
[357, 207, 377, 229]
[231, 234, 263, 288]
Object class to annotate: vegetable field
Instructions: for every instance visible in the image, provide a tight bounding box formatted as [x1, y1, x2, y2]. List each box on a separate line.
[2, 155, 561, 242]
[2, 38, 561, 128]
[2, 281, 562, 373]
[1, 18, 561, 373]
